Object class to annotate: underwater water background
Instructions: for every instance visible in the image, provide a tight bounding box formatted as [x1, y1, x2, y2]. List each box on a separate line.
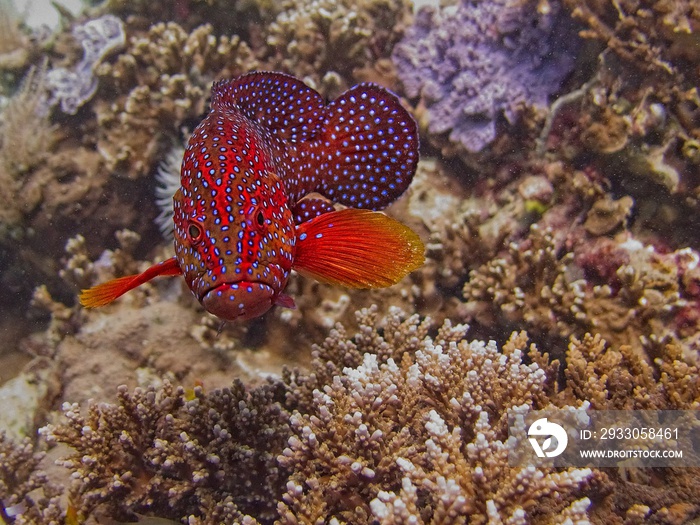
[0, 0, 699, 523]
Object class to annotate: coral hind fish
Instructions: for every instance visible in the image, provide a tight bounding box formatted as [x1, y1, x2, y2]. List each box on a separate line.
[80, 71, 423, 320]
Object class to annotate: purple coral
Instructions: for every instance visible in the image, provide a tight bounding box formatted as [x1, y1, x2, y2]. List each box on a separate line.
[393, 0, 580, 153]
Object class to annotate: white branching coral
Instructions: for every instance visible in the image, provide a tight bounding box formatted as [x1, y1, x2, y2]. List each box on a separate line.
[278, 308, 594, 523]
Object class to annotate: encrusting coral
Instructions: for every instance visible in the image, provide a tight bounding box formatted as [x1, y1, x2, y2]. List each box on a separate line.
[393, 0, 580, 156]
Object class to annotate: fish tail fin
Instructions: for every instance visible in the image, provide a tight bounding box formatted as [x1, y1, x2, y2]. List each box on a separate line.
[79, 257, 181, 308]
[293, 208, 424, 288]
[309, 83, 418, 210]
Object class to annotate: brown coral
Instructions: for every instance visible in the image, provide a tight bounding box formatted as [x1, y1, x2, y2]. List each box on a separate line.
[262, 0, 412, 91]
[0, 0, 30, 70]
[44, 380, 290, 523]
[278, 308, 596, 524]
[561, 332, 700, 410]
[5, 304, 700, 523]
[94, 21, 259, 179]
[0, 434, 63, 525]
[462, 225, 700, 359]
[547, 1, 700, 228]
[0, 61, 56, 236]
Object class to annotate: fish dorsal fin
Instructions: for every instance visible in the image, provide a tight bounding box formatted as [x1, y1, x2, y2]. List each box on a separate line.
[211, 71, 325, 142]
[313, 83, 419, 211]
[293, 208, 424, 288]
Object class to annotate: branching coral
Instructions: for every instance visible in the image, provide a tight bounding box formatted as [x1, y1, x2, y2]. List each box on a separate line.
[94, 21, 258, 179]
[539, 1, 700, 222]
[0, 434, 63, 524]
[5, 304, 700, 523]
[263, 0, 412, 88]
[462, 225, 700, 358]
[393, 0, 580, 155]
[564, 0, 700, 79]
[278, 308, 594, 524]
[59, 229, 142, 292]
[43, 380, 290, 523]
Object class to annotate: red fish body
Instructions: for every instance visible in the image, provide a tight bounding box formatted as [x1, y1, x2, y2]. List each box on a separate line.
[81, 72, 424, 321]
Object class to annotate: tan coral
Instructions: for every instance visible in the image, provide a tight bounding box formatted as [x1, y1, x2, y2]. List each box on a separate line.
[0, 434, 63, 524]
[262, 0, 412, 90]
[43, 380, 290, 522]
[463, 226, 699, 359]
[94, 22, 259, 179]
[562, 332, 700, 410]
[0, 0, 30, 70]
[0, 61, 56, 236]
[6, 304, 700, 522]
[278, 308, 594, 524]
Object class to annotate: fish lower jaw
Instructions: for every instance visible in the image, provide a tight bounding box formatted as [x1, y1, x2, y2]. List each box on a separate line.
[201, 280, 280, 321]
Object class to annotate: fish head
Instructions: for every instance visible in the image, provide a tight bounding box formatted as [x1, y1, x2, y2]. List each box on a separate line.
[173, 112, 296, 321]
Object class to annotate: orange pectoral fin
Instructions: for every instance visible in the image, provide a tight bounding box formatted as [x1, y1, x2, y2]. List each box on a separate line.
[79, 257, 182, 308]
[293, 208, 425, 288]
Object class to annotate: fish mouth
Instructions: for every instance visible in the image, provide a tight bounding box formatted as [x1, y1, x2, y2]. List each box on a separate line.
[202, 280, 277, 321]
[198, 263, 290, 321]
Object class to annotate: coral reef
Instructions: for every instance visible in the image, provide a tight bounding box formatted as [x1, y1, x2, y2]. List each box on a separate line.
[537, 3, 700, 240]
[462, 225, 700, 359]
[262, 0, 412, 90]
[392, 0, 580, 155]
[563, 0, 700, 84]
[2, 1, 700, 524]
[4, 307, 696, 523]
[94, 21, 258, 179]
[44, 380, 290, 523]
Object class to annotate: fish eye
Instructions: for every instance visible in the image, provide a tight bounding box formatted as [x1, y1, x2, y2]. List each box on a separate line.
[188, 222, 203, 242]
[256, 211, 265, 226]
